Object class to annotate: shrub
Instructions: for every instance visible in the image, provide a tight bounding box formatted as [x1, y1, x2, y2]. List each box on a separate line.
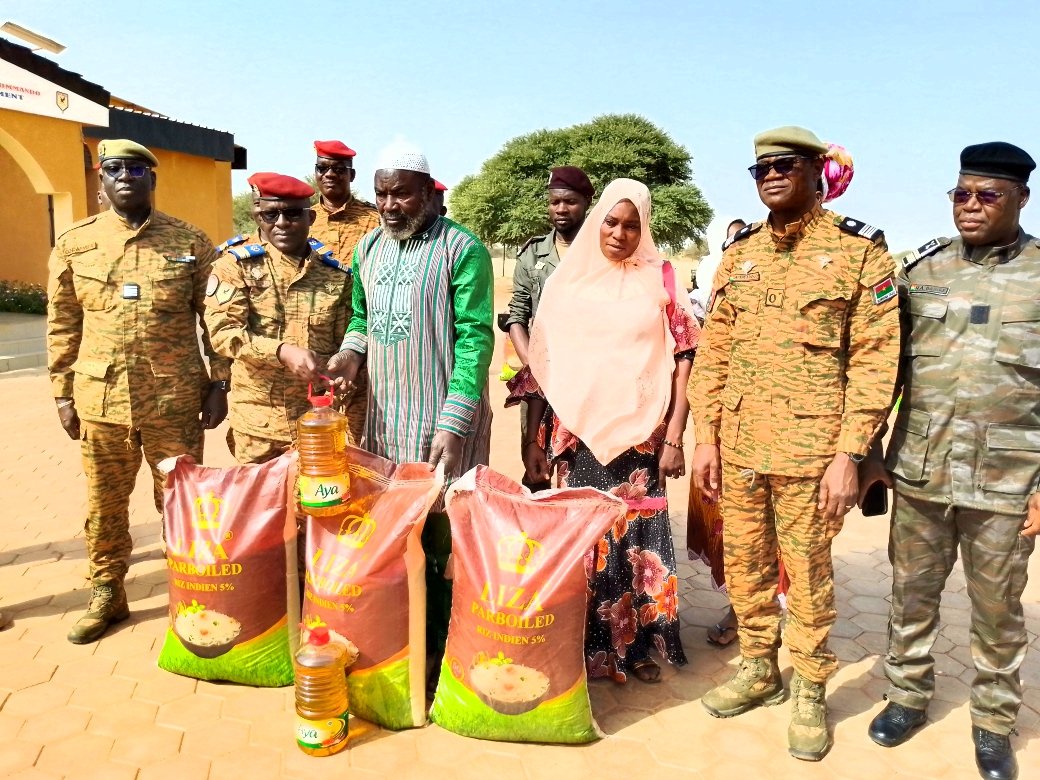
[0, 280, 47, 314]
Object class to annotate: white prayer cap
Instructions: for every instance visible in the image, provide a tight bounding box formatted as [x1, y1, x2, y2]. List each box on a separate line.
[375, 139, 430, 174]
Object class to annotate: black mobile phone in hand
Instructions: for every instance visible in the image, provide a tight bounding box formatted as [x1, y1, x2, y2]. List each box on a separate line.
[861, 480, 889, 517]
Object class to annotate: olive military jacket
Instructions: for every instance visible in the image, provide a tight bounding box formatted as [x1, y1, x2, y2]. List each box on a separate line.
[504, 230, 562, 331]
[690, 208, 901, 476]
[46, 209, 230, 426]
[204, 236, 351, 443]
[887, 230, 1040, 514]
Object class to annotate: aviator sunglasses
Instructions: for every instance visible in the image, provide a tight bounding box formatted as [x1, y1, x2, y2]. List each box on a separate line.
[257, 208, 308, 224]
[100, 161, 151, 179]
[747, 156, 808, 181]
[947, 187, 1021, 206]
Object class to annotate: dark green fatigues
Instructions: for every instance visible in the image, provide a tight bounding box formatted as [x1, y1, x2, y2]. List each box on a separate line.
[885, 232, 1040, 735]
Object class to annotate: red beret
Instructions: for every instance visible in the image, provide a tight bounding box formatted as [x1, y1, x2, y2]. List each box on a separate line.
[248, 172, 314, 200]
[314, 140, 357, 160]
[433, 179, 448, 192]
[547, 166, 594, 198]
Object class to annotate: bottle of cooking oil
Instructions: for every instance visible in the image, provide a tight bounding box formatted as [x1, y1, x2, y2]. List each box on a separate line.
[294, 627, 349, 756]
[297, 385, 349, 517]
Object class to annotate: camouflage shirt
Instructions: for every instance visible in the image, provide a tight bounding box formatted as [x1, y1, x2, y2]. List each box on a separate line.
[886, 230, 1040, 514]
[690, 207, 901, 476]
[46, 209, 230, 425]
[204, 236, 351, 443]
[310, 197, 380, 267]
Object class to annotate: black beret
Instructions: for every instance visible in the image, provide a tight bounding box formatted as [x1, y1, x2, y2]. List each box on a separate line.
[960, 142, 1035, 183]
[547, 166, 594, 198]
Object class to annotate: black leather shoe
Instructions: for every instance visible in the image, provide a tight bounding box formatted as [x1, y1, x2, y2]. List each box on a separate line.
[867, 702, 927, 747]
[973, 726, 1017, 780]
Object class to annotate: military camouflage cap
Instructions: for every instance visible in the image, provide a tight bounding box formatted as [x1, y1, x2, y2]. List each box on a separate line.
[97, 139, 159, 167]
[754, 126, 828, 160]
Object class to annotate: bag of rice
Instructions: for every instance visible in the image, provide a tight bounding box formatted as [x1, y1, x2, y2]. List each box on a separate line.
[157, 452, 299, 686]
[302, 445, 443, 730]
[430, 466, 624, 744]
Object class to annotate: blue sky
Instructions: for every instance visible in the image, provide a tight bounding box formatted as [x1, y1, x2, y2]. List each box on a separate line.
[7, 0, 1039, 251]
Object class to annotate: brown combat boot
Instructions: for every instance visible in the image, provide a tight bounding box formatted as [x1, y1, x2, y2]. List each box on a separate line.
[788, 672, 832, 761]
[67, 583, 129, 644]
[701, 655, 785, 717]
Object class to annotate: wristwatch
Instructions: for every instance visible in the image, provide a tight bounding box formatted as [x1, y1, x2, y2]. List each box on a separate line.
[842, 451, 866, 463]
[210, 380, 231, 392]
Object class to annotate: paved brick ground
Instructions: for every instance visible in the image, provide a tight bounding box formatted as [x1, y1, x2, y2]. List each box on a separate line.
[2, 308, 1038, 778]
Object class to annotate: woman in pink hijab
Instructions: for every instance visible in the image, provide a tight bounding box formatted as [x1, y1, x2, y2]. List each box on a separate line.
[507, 178, 699, 684]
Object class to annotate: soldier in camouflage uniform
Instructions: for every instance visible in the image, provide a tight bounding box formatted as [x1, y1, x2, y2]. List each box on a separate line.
[863, 143, 1037, 780]
[503, 166, 594, 489]
[47, 139, 231, 644]
[205, 172, 353, 464]
[689, 126, 900, 761]
[309, 140, 380, 445]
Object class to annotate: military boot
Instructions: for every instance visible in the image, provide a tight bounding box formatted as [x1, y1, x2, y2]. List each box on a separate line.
[701, 656, 785, 717]
[67, 583, 129, 644]
[788, 672, 831, 761]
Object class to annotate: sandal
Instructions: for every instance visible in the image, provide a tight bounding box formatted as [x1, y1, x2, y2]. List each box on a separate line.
[706, 622, 738, 647]
[631, 658, 662, 684]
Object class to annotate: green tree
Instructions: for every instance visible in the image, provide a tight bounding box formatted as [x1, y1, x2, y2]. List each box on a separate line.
[450, 114, 713, 252]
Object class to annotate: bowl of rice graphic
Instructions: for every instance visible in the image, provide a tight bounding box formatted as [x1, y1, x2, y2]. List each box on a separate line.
[174, 605, 242, 658]
[470, 654, 550, 715]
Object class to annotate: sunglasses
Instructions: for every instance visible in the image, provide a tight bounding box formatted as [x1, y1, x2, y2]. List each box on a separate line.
[257, 208, 308, 224]
[315, 163, 351, 176]
[748, 156, 807, 181]
[100, 162, 150, 179]
[947, 187, 1019, 206]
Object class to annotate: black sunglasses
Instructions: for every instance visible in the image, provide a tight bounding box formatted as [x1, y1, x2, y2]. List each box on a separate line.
[315, 163, 351, 176]
[947, 187, 1020, 206]
[748, 156, 808, 181]
[101, 162, 150, 179]
[257, 208, 308, 224]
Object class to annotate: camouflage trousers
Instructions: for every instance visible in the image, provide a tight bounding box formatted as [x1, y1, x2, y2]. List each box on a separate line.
[81, 417, 202, 586]
[721, 462, 843, 683]
[885, 489, 1035, 734]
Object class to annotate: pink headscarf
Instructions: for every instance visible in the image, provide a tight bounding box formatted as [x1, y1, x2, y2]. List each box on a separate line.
[528, 179, 681, 465]
[822, 143, 854, 202]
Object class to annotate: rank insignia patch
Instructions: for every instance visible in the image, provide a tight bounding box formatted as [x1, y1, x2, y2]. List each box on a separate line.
[872, 276, 897, 305]
[215, 282, 235, 305]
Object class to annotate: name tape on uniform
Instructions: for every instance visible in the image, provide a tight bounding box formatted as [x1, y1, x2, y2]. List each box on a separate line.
[121, 283, 140, 300]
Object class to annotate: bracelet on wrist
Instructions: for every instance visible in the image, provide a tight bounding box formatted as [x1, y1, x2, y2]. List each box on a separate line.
[663, 438, 684, 450]
[56, 399, 74, 409]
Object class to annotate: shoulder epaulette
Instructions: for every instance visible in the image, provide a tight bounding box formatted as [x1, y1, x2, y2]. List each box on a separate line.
[56, 214, 101, 241]
[517, 235, 539, 256]
[836, 216, 884, 242]
[308, 237, 351, 275]
[721, 222, 761, 251]
[902, 236, 952, 272]
[217, 234, 248, 253]
[229, 243, 267, 262]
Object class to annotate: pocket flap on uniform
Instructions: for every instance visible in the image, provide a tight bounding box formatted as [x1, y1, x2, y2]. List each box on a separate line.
[897, 407, 931, 438]
[1000, 301, 1040, 323]
[71, 358, 111, 379]
[789, 393, 844, 416]
[71, 260, 109, 283]
[720, 281, 760, 314]
[720, 385, 742, 411]
[986, 425, 1040, 452]
[909, 297, 947, 319]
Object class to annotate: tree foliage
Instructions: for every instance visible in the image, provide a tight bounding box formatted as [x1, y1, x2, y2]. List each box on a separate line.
[450, 114, 713, 252]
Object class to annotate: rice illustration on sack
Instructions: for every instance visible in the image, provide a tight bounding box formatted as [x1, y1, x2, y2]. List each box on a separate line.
[174, 600, 242, 658]
[469, 652, 550, 715]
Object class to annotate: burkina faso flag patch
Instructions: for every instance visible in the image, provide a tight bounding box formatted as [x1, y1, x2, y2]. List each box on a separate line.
[872, 276, 897, 305]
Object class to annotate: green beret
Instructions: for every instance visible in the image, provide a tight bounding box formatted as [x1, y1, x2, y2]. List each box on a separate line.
[754, 126, 828, 160]
[97, 139, 159, 167]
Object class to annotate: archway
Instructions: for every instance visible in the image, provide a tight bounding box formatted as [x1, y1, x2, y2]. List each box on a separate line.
[0, 125, 73, 236]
